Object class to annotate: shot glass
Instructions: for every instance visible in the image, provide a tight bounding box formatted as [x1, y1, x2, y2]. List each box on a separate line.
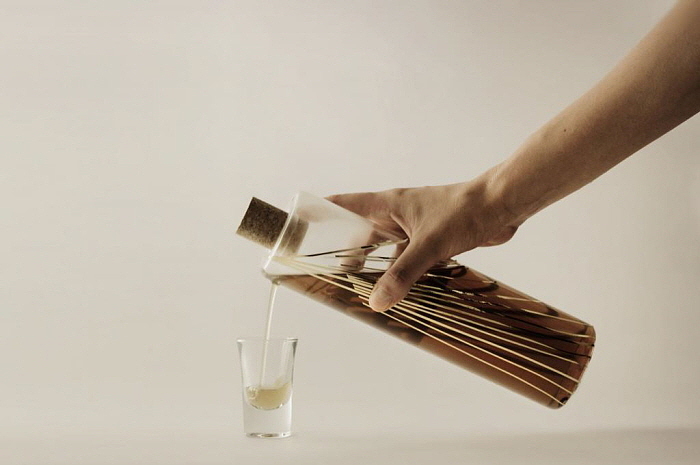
[236, 337, 298, 438]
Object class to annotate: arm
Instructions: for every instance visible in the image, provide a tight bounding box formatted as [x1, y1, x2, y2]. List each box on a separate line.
[330, 0, 700, 312]
[492, 0, 700, 224]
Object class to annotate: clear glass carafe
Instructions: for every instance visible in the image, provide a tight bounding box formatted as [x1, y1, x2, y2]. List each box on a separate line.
[237, 192, 595, 408]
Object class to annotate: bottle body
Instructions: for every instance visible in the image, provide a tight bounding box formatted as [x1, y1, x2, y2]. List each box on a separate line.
[242, 192, 595, 408]
[273, 263, 594, 408]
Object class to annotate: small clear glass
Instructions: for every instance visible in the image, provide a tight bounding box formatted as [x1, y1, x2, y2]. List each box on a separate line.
[236, 337, 298, 438]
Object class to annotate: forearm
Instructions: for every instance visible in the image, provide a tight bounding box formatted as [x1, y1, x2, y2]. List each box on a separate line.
[490, 0, 700, 224]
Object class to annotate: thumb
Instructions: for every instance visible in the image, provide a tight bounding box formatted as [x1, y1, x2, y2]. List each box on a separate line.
[369, 240, 438, 312]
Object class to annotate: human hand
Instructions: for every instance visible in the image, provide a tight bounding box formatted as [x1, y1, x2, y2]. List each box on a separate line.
[327, 177, 521, 312]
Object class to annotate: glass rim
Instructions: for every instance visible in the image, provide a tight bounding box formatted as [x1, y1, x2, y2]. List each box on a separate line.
[236, 336, 298, 343]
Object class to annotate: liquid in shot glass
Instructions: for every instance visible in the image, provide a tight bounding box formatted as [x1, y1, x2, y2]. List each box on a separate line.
[237, 337, 297, 438]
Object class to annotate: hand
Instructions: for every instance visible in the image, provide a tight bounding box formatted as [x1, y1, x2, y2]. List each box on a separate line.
[327, 176, 521, 312]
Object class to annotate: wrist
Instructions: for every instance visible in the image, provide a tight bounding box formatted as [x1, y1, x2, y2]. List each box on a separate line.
[449, 170, 524, 249]
[476, 164, 530, 229]
[487, 124, 574, 227]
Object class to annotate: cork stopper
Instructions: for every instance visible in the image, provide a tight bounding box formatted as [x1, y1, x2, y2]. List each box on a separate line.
[236, 197, 288, 249]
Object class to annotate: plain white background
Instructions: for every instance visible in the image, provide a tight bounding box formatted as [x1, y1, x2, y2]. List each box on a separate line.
[2, 0, 699, 463]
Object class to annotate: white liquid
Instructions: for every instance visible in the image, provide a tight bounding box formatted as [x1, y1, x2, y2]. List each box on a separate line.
[258, 281, 279, 386]
[242, 391, 292, 438]
[243, 281, 292, 438]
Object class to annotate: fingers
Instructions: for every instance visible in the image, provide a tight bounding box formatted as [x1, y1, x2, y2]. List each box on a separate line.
[325, 192, 379, 218]
[369, 240, 439, 312]
[326, 191, 406, 240]
[339, 228, 387, 272]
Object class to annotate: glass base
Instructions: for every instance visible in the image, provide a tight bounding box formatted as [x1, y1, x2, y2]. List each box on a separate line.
[246, 432, 291, 439]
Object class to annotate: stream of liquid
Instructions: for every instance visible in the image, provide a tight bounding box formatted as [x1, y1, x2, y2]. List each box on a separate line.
[246, 281, 292, 411]
[258, 281, 278, 386]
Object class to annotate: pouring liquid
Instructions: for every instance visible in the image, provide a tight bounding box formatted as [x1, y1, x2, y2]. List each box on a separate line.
[247, 281, 292, 411]
[237, 193, 595, 409]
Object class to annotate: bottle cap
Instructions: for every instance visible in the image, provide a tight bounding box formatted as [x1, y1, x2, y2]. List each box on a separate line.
[236, 197, 288, 249]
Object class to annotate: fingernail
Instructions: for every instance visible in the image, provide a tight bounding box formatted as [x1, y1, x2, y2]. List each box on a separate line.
[369, 286, 394, 312]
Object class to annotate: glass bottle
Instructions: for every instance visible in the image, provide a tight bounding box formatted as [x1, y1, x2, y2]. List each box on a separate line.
[237, 192, 595, 408]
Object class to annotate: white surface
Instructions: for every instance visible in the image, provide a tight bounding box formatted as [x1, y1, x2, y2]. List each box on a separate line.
[2, 1, 700, 463]
[4, 428, 700, 465]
